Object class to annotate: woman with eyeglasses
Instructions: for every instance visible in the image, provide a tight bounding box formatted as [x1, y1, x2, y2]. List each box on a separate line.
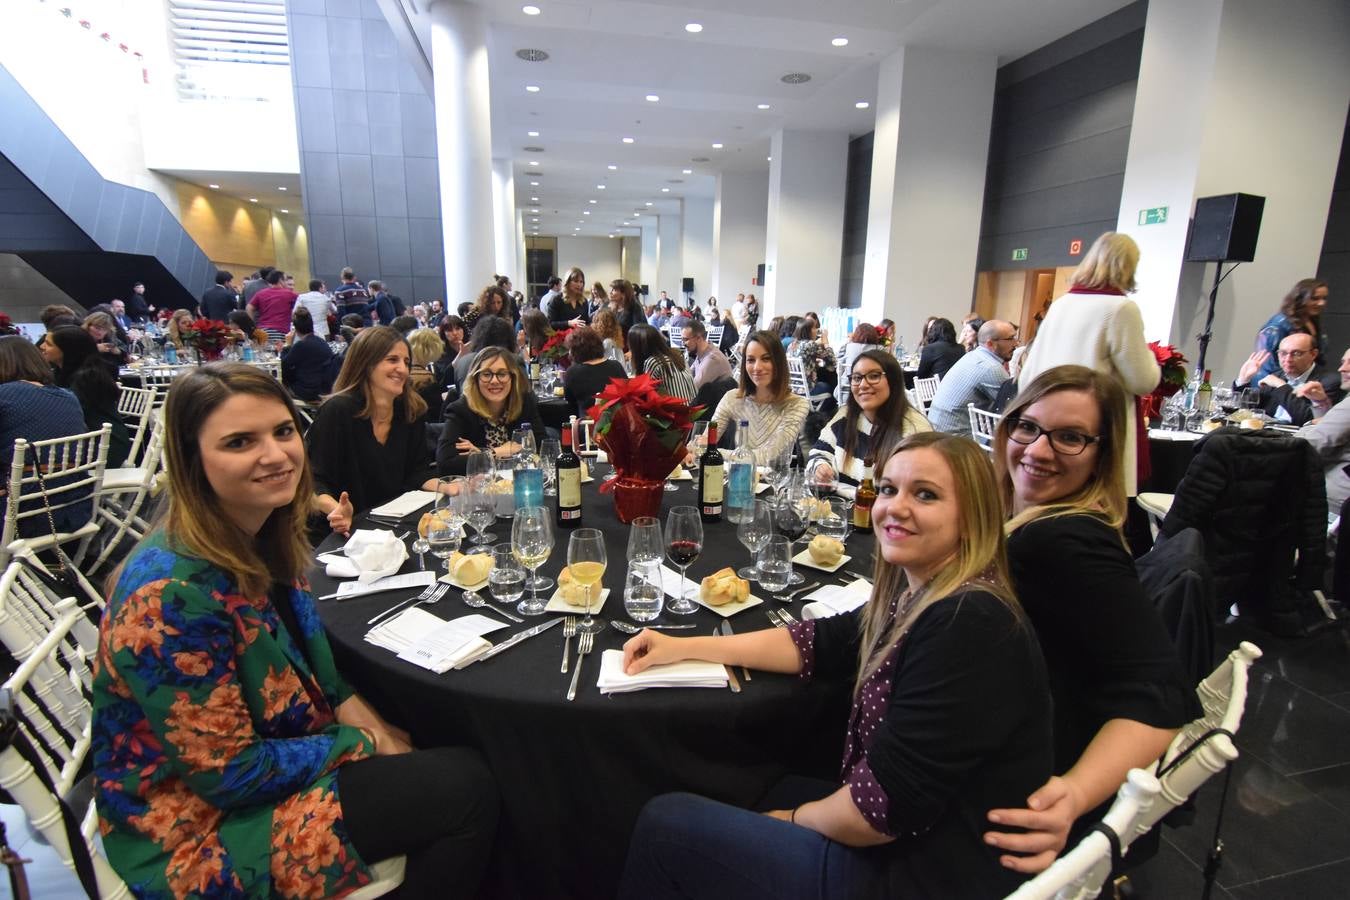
[981, 365, 1196, 875]
[437, 346, 547, 476]
[808, 350, 929, 489]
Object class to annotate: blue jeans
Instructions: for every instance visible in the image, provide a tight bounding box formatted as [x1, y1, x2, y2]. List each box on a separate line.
[619, 793, 889, 900]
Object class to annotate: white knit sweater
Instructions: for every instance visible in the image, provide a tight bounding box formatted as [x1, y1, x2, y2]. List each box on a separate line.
[710, 392, 810, 466]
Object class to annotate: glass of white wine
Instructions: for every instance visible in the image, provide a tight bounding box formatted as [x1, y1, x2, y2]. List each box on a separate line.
[567, 528, 608, 635]
[511, 507, 553, 615]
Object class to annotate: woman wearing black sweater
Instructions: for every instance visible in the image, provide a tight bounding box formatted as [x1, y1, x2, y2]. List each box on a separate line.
[42, 325, 131, 467]
[437, 347, 547, 476]
[915, 317, 964, 381]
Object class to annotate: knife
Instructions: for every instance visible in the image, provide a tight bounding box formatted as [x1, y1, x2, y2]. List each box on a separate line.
[720, 620, 751, 682]
[472, 617, 565, 663]
[714, 625, 742, 692]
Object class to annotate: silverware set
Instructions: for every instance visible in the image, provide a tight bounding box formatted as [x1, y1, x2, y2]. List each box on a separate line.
[566, 631, 594, 701]
[462, 589, 524, 623]
[368, 582, 449, 626]
[608, 620, 698, 634]
[764, 608, 798, 628]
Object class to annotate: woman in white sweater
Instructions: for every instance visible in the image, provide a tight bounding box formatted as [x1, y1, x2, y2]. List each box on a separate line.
[709, 331, 809, 465]
[1017, 232, 1160, 495]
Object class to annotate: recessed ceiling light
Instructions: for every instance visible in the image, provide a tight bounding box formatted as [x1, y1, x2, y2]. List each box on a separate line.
[597, 185, 606, 190]
[531, 196, 539, 201]
[529, 160, 540, 165]
[632, 212, 640, 216]
[712, 143, 723, 149]
[278, 186, 287, 191]
[767, 156, 772, 161]
[530, 181, 539, 186]
[248, 198, 258, 203]
[682, 168, 693, 174]
[526, 85, 541, 93]
[527, 130, 539, 137]
[623, 221, 630, 225]
[208, 184, 219, 189]
[608, 234, 614, 238]
[855, 101, 870, 109]
[522, 5, 541, 14]
[646, 94, 659, 102]
[645, 202, 653, 206]
[685, 23, 702, 33]
[280, 209, 289, 214]
[531, 217, 539, 222]
[757, 103, 771, 110]
[589, 199, 597, 204]
[831, 37, 849, 47]
[622, 137, 635, 144]
[661, 187, 670, 192]
[608, 164, 618, 170]
[583, 211, 590, 215]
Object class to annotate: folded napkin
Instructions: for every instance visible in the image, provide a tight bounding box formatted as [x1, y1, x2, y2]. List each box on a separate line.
[801, 578, 872, 620]
[370, 490, 439, 518]
[596, 649, 728, 694]
[365, 609, 505, 673]
[328, 529, 408, 583]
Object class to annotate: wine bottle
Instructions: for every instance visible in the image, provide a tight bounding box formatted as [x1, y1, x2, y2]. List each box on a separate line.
[699, 422, 724, 523]
[1197, 369, 1213, 413]
[852, 457, 876, 530]
[556, 423, 583, 529]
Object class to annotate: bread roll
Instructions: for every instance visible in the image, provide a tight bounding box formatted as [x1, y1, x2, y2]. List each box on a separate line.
[699, 567, 750, 606]
[558, 566, 602, 607]
[807, 534, 845, 566]
[450, 551, 491, 585]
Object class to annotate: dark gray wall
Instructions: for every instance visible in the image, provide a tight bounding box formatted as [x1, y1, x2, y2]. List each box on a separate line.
[1318, 113, 1350, 359]
[977, 1, 1147, 271]
[837, 132, 872, 309]
[285, 0, 446, 303]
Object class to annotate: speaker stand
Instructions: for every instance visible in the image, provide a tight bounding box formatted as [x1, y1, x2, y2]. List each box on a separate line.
[1195, 260, 1240, 376]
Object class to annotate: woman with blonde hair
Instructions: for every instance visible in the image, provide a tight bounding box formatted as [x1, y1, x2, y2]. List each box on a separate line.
[1017, 232, 1159, 495]
[437, 345, 547, 475]
[708, 331, 809, 465]
[591, 307, 628, 368]
[165, 308, 196, 351]
[93, 364, 498, 899]
[408, 327, 447, 421]
[306, 326, 443, 534]
[619, 431, 1053, 899]
[981, 365, 1195, 874]
[547, 266, 590, 330]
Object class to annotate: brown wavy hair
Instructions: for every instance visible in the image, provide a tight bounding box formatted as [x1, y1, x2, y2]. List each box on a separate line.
[327, 325, 427, 423]
[1279, 278, 1329, 332]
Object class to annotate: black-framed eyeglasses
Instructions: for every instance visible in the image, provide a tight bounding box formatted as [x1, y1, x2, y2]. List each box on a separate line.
[848, 371, 886, 386]
[1006, 417, 1100, 455]
[475, 370, 512, 383]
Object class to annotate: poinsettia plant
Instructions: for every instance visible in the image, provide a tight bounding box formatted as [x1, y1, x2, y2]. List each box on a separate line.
[180, 318, 231, 358]
[1148, 341, 1188, 396]
[539, 327, 572, 366]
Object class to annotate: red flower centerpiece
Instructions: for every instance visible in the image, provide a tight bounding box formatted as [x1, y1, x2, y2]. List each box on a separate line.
[587, 374, 703, 523]
[1142, 341, 1188, 422]
[539, 327, 572, 368]
[180, 318, 230, 362]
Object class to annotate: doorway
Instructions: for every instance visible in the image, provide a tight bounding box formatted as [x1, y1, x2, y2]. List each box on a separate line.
[524, 237, 557, 304]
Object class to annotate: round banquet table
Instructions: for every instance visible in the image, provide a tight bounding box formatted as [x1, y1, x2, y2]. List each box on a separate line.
[1144, 428, 1203, 494]
[310, 479, 864, 899]
[537, 395, 572, 430]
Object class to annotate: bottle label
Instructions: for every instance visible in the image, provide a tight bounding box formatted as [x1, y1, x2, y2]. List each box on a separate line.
[852, 505, 872, 530]
[727, 463, 753, 506]
[558, 468, 582, 510]
[702, 464, 724, 505]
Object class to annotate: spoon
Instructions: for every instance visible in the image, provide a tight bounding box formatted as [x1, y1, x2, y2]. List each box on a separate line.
[609, 620, 698, 634]
[462, 589, 525, 623]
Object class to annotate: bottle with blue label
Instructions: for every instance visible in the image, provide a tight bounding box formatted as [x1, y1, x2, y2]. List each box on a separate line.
[242, 342, 255, 362]
[164, 342, 178, 364]
[512, 423, 544, 510]
[725, 418, 756, 524]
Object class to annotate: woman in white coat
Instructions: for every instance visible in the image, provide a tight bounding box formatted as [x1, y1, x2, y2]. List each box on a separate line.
[1017, 232, 1160, 496]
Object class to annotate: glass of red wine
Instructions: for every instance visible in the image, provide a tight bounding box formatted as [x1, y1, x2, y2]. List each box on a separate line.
[665, 506, 703, 616]
[774, 492, 809, 585]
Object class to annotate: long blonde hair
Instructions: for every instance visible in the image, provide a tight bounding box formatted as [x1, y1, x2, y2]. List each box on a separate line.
[464, 346, 525, 423]
[1071, 232, 1139, 293]
[993, 365, 1129, 533]
[856, 431, 1018, 690]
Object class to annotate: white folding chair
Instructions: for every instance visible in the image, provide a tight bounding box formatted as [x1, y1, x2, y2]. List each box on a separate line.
[572, 418, 599, 457]
[137, 365, 186, 405]
[1135, 492, 1174, 540]
[904, 388, 919, 408]
[1003, 769, 1163, 900]
[786, 358, 829, 413]
[667, 328, 685, 350]
[913, 375, 940, 411]
[92, 412, 167, 571]
[706, 325, 724, 348]
[115, 385, 156, 464]
[2, 425, 111, 569]
[968, 404, 1002, 451]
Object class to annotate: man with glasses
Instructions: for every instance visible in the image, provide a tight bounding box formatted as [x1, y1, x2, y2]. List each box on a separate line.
[1235, 331, 1342, 426]
[682, 321, 733, 389]
[927, 319, 1018, 435]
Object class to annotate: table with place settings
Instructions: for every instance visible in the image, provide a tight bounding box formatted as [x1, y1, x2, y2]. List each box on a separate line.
[310, 476, 872, 900]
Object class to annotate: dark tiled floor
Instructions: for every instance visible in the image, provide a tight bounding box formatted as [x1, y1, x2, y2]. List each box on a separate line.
[8, 621, 1350, 897]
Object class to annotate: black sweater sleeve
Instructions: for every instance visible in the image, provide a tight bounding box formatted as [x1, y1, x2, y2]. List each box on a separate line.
[436, 398, 481, 476]
[306, 394, 358, 501]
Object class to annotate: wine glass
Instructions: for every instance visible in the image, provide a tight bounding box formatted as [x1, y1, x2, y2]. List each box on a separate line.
[1240, 388, 1261, 414]
[766, 444, 793, 497]
[466, 449, 496, 493]
[626, 516, 663, 564]
[466, 486, 498, 546]
[415, 477, 463, 558]
[757, 535, 793, 595]
[665, 506, 703, 616]
[490, 545, 528, 615]
[511, 507, 554, 613]
[774, 484, 811, 584]
[818, 496, 852, 544]
[540, 438, 560, 496]
[807, 461, 838, 499]
[426, 519, 461, 573]
[624, 561, 664, 623]
[567, 527, 608, 635]
[736, 499, 773, 581]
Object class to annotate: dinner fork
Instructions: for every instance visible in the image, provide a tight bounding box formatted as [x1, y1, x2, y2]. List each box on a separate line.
[777, 608, 799, 625]
[561, 616, 578, 674]
[765, 609, 786, 628]
[367, 582, 449, 627]
[566, 631, 594, 701]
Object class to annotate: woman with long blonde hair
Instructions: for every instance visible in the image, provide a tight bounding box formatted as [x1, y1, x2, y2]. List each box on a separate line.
[618, 432, 1053, 899]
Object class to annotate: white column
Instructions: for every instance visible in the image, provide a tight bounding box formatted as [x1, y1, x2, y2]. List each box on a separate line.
[1118, 0, 1350, 380]
[639, 225, 659, 296]
[491, 158, 519, 286]
[860, 46, 997, 329]
[515, 209, 527, 293]
[657, 206, 684, 304]
[621, 236, 641, 282]
[429, 0, 495, 305]
[682, 196, 715, 305]
[711, 170, 769, 305]
[763, 129, 849, 319]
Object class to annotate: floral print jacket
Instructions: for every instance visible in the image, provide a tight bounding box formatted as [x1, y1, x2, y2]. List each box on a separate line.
[92, 533, 377, 898]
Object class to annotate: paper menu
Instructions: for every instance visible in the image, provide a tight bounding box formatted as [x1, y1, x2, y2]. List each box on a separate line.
[394, 613, 508, 670]
[369, 490, 439, 518]
[329, 570, 436, 600]
[801, 578, 872, 619]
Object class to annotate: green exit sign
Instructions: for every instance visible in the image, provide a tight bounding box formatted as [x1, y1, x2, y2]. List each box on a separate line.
[1138, 206, 1169, 225]
[1011, 248, 1028, 261]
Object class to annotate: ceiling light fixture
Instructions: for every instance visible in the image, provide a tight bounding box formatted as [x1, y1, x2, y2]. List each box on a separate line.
[525, 85, 541, 93]
[645, 201, 653, 206]
[831, 37, 849, 47]
[208, 184, 219, 189]
[757, 103, 771, 110]
[589, 199, 597, 204]
[522, 5, 540, 15]
[767, 156, 772, 161]
[608, 164, 618, 170]
[646, 94, 659, 102]
[278, 186, 287, 191]
[280, 209, 289, 214]
[622, 137, 635, 143]
[529, 160, 540, 165]
[681, 169, 692, 175]
[661, 187, 670, 192]
[712, 142, 723, 149]
[248, 198, 258, 203]
[855, 101, 870, 109]
[530, 181, 539, 186]
[531, 196, 539, 201]
[527, 130, 539, 137]
[685, 23, 702, 33]
[583, 210, 590, 215]
[597, 184, 606, 190]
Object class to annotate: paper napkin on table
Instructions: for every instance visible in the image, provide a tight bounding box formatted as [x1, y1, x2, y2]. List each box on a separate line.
[369, 490, 439, 518]
[327, 529, 408, 583]
[801, 578, 872, 620]
[596, 649, 728, 694]
[366, 609, 507, 673]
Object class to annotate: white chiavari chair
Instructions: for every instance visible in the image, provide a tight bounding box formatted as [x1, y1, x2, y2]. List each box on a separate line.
[91, 412, 167, 571]
[913, 375, 941, 412]
[1, 425, 111, 570]
[968, 405, 1002, 452]
[115, 385, 156, 464]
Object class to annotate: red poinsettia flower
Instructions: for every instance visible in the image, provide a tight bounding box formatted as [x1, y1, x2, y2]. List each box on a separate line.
[586, 374, 705, 482]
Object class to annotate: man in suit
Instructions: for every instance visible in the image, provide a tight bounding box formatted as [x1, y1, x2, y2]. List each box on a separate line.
[201, 270, 240, 322]
[1236, 331, 1343, 426]
[110, 299, 132, 333]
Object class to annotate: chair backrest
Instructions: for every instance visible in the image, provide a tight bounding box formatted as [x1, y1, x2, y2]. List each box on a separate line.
[572, 418, 599, 457]
[914, 375, 941, 408]
[0, 610, 131, 899]
[706, 325, 724, 347]
[786, 357, 810, 398]
[116, 385, 156, 464]
[0, 560, 101, 661]
[2, 425, 111, 560]
[1004, 769, 1162, 900]
[968, 404, 1001, 450]
[666, 327, 685, 350]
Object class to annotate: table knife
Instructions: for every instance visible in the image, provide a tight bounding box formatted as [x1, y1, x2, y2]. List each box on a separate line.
[719, 620, 751, 682]
[472, 617, 565, 663]
[714, 625, 742, 692]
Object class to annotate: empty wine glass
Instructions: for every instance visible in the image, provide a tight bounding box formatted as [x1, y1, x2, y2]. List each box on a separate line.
[626, 516, 663, 564]
[757, 535, 793, 594]
[540, 438, 561, 496]
[736, 499, 773, 581]
[817, 496, 852, 544]
[467, 487, 497, 546]
[567, 527, 607, 635]
[426, 519, 461, 573]
[766, 444, 793, 497]
[511, 507, 554, 613]
[490, 545, 528, 614]
[664, 506, 703, 616]
[466, 449, 496, 492]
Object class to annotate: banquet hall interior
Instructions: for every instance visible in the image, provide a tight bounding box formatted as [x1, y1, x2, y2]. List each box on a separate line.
[1, 0, 1350, 897]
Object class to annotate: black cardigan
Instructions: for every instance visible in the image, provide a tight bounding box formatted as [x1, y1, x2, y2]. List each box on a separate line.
[916, 340, 964, 380]
[436, 393, 549, 475]
[305, 392, 435, 513]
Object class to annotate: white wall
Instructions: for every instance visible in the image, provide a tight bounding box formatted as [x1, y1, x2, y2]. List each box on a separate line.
[639, 226, 659, 296]
[555, 236, 623, 289]
[656, 210, 684, 303]
[763, 129, 849, 319]
[621, 236, 641, 282]
[712, 170, 769, 304]
[682, 196, 715, 304]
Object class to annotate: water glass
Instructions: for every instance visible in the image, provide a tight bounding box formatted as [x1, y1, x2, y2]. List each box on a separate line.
[489, 545, 527, 610]
[626, 516, 664, 563]
[817, 496, 851, 544]
[539, 439, 561, 496]
[1160, 401, 1182, 432]
[757, 535, 793, 594]
[426, 520, 461, 571]
[624, 561, 664, 623]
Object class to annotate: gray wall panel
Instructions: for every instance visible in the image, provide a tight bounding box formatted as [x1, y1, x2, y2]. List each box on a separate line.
[404, 158, 440, 217]
[989, 129, 1131, 198]
[326, 18, 366, 92]
[297, 87, 339, 153]
[400, 93, 437, 158]
[327, 0, 362, 18]
[382, 275, 414, 300]
[363, 25, 401, 94]
[984, 174, 1125, 236]
[289, 15, 333, 90]
[343, 216, 380, 276]
[93, 184, 126, 249]
[117, 193, 146, 251]
[41, 142, 81, 209]
[993, 83, 1137, 163]
[337, 154, 376, 216]
[1318, 114, 1350, 366]
[409, 218, 444, 277]
[376, 216, 412, 275]
[413, 276, 445, 303]
[371, 156, 409, 218]
[66, 166, 103, 236]
[288, 0, 324, 14]
[302, 152, 344, 214]
[332, 90, 372, 154]
[309, 214, 348, 276]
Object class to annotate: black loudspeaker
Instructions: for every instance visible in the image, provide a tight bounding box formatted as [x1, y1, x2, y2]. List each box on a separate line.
[1186, 193, 1265, 262]
[682, 277, 694, 293]
[756, 263, 766, 286]
[638, 284, 649, 296]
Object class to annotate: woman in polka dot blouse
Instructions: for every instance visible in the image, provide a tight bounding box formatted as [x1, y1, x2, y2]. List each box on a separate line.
[618, 432, 1055, 899]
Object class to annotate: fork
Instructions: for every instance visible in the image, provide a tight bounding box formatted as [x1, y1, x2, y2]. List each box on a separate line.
[561, 616, 578, 674]
[367, 582, 448, 627]
[765, 609, 786, 628]
[566, 631, 594, 701]
[773, 581, 821, 603]
[777, 608, 799, 625]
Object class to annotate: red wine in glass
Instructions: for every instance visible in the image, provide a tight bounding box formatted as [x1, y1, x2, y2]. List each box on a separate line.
[667, 540, 702, 567]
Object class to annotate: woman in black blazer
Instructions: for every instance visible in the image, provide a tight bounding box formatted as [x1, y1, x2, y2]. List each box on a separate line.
[437, 346, 548, 475]
[915, 317, 964, 380]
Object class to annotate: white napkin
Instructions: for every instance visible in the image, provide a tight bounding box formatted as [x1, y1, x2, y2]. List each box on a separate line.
[370, 490, 439, 518]
[596, 649, 727, 693]
[657, 565, 698, 600]
[365, 609, 507, 673]
[331, 529, 409, 583]
[801, 578, 872, 620]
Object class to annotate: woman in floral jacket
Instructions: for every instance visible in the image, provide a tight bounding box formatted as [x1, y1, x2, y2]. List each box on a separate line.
[92, 363, 498, 899]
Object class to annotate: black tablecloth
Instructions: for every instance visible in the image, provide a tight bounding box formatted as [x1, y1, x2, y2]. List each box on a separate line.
[538, 396, 572, 430]
[311, 479, 865, 899]
[1143, 433, 1201, 494]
